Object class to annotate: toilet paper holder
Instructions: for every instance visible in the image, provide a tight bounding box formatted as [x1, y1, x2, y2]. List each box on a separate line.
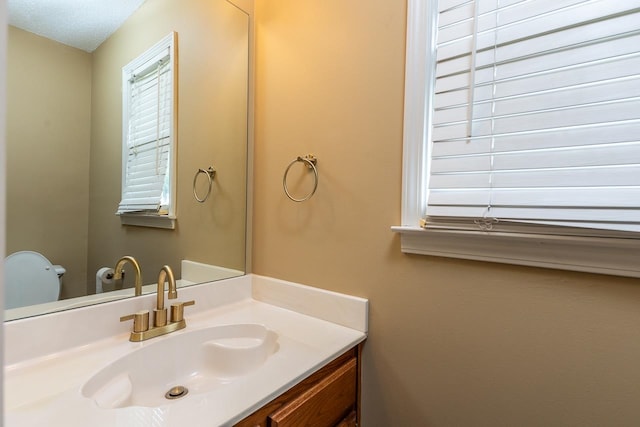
[96, 267, 115, 294]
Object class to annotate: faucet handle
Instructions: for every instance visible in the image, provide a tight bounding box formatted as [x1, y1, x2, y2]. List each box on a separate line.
[170, 300, 195, 323]
[120, 310, 150, 333]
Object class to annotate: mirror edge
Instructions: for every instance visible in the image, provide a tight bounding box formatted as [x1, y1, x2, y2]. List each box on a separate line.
[229, 0, 255, 276]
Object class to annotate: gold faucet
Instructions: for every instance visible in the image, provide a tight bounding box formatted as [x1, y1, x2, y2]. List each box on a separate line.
[114, 256, 143, 296]
[120, 265, 195, 342]
[153, 265, 178, 327]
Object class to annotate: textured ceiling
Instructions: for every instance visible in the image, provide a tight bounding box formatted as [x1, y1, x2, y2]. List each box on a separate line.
[8, 0, 147, 52]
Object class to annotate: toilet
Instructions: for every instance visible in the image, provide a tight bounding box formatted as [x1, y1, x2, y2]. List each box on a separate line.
[5, 251, 65, 310]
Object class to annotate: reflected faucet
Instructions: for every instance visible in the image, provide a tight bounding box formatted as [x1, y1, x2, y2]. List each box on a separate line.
[153, 265, 178, 327]
[114, 256, 143, 296]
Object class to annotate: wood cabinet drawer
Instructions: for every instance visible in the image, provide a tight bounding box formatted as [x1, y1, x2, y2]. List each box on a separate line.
[268, 357, 357, 427]
[336, 410, 357, 427]
[234, 346, 361, 427]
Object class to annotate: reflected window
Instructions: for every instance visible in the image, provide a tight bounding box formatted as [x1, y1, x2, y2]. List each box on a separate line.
[117, 32, 177, 228]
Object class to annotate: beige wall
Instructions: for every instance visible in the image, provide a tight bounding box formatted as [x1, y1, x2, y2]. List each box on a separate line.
[253, 1, 640, 426]
[88, 0, 248, 289]
[6, 26, 91, 299]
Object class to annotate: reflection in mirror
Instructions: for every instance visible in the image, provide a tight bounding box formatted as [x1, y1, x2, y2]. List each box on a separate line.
[5, 0, 249, 320]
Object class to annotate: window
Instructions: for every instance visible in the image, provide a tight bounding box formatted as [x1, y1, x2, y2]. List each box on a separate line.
[117, 32, 177, 229]
[393, 0, 640, 277]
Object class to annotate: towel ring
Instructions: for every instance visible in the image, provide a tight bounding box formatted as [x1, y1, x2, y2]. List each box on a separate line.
[283, 155, 318, 202]
[193, 167, 216, 203]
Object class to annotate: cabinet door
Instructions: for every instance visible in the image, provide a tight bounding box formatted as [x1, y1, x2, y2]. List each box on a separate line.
[268, 357, 357, 427]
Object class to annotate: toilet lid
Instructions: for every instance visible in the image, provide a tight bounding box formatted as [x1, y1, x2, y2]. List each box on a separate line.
[5, 251, 61, 310]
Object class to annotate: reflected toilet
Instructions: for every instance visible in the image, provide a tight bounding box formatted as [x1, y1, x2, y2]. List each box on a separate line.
[5, 251, 64, 309]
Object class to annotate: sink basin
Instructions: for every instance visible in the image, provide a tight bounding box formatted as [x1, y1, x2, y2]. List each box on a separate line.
[81, 323, 279, 409]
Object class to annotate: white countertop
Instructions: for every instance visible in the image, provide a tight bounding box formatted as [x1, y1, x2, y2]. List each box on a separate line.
[4, 275, 368, 427]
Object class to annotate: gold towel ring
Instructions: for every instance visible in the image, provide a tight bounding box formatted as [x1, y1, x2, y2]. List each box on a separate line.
[283, 155, 318, 202]
[193, 167, 216, 203]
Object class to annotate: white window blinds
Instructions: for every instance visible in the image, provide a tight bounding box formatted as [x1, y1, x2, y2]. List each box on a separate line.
[117, 41, 174, 215]
[428, 0, 640, 234]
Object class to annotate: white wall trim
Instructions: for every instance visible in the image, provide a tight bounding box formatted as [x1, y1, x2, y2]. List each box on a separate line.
[393, 226, 640, 278]
[118, 213, 176, 229]
[401, 0, 433, 226]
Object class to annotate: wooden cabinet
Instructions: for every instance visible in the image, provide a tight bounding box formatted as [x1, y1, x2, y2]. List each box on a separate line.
[235, 344, 362, 427]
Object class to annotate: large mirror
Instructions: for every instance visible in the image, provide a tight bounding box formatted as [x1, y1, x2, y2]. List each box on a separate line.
[5, 0, 249, 320]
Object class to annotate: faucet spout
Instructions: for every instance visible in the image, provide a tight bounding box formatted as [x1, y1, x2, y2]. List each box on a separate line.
[156, 265, 177, 310]
[154, 265, 177, 327]
[114, 256, 143, 296]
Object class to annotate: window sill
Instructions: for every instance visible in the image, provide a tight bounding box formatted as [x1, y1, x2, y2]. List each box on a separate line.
[391, 226, 640, 278]
[119, 213, 176, 229]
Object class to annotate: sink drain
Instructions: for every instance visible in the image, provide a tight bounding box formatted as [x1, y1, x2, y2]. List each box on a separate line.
[165, 385, 189, 400]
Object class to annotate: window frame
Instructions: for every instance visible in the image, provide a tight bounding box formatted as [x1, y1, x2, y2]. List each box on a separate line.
[392, 0, 640, 278]
[118, 32, 177, 229]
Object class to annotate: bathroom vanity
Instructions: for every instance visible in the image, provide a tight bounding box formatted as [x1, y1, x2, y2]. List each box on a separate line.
[235, 346, 360, 426]
[4, 275, 367, 426]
